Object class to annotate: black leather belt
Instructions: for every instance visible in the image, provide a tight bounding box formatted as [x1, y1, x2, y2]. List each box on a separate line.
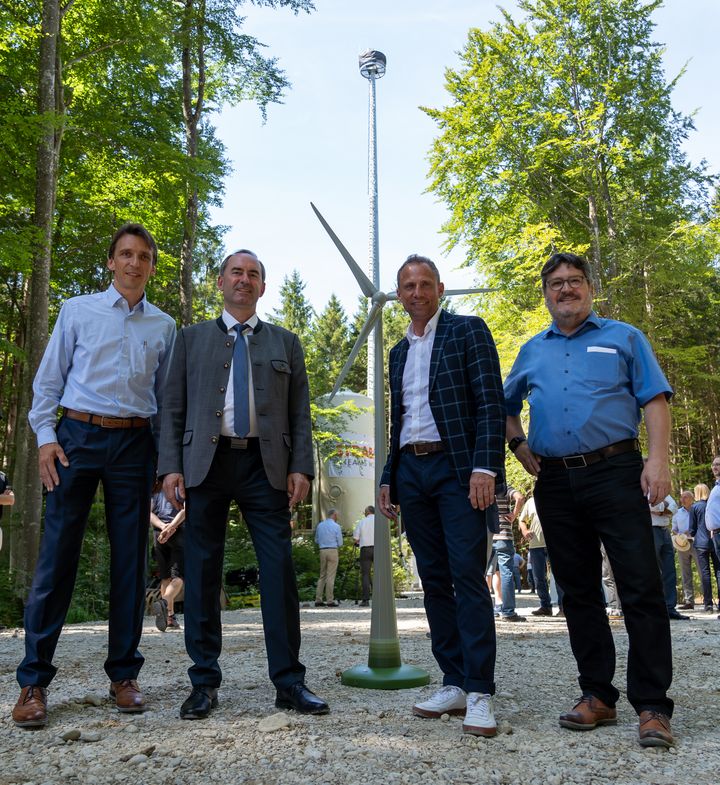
[218, 435, 259, 450]
[540, 438, 640, 469]
[401, 441, 444, 456]
[63, 407, 150, 429]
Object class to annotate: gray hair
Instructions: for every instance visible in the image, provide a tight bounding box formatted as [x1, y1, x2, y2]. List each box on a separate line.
[220, 249, 266, 281]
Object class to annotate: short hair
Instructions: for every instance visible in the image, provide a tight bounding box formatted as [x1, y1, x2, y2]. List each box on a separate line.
[396, 254, 441, 286]
[108, 223, 157, 266]
[694, 483, 710, 501]
[365, 505, 375, 515]
[220, 249, 266, 281]
[540, 252, 592, 288]
[680, 489, 694, 500]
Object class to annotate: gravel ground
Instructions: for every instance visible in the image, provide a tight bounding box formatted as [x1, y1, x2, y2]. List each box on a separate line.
[1, 594, 719, 785]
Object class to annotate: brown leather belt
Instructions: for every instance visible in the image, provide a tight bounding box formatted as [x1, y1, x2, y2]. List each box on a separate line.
[63, 407, 150, 429]
[539, 438, 640, 469]
[401, 441, 444, 456]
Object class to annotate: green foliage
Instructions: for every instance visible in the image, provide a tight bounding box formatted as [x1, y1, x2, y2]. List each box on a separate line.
[268, 269, 315, 343]
[425, 0, 720, 480]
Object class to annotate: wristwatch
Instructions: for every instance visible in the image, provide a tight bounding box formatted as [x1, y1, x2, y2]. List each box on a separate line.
[508, 436, 527, 453]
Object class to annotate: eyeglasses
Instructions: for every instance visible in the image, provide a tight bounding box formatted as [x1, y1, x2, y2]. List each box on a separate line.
[545, 275, 586, 292]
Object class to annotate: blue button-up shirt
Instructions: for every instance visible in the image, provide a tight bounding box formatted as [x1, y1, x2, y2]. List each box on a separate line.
[314, 518, 343, 549]
[504, 312, 671, 457]
[29, 284, 176, 447]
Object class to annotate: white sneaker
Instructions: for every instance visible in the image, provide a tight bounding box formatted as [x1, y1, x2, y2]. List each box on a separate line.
[462, 692, 497, 737]
[413, 685, 467, 718]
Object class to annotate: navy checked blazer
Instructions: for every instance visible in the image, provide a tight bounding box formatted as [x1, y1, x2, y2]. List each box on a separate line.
[380, 309, 506, 503]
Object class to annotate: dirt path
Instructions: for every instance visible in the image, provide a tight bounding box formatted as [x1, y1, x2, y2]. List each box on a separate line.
[1, 595, 718, 785]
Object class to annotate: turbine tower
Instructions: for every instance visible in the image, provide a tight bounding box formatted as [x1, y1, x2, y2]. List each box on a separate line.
[310, 50, 493, 689]
[359, 49, 385, 399]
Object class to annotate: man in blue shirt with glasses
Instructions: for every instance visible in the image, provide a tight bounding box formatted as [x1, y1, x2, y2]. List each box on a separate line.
[504, 252, 674, 749]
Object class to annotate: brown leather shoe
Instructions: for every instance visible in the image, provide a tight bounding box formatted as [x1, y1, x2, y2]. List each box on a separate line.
[638, 710, 673, 748]
[559, 695, 617, 730]
[12, 686, 48, 728]
[109, 679, 146, 713]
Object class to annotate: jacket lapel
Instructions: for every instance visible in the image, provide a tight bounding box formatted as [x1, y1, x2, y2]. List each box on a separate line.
[429, 309, 451, 391]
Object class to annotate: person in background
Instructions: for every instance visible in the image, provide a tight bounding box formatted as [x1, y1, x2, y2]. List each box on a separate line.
[690, 481, 720, 613]
[648, 492, 688, 620]
[353, 505, 375, 607]
[672, 490, 697, 610]
[150, 480, 185, 631]
[314, 508, 343, 607]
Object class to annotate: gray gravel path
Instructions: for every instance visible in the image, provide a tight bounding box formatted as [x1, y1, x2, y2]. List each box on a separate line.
[1, 594, 719, 784]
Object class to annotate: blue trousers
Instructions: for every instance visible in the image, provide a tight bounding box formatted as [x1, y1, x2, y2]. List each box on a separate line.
[652, 526, 677, 612]
[396, 451, 496, 694]
[529, 547, 552, 609]
[492, 539, 517, 616]
[184, 439, 305, 691]
[17, 417, 154, 686]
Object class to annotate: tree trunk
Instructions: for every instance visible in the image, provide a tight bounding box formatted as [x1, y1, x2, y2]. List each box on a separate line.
[11, 0, 62, 596]
[179, 0, 206, 327]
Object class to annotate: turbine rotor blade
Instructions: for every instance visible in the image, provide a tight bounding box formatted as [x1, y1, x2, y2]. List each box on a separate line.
[442, 287, 497, 296]
[311, 202, 376, 298]
[329, 302, 384, 401]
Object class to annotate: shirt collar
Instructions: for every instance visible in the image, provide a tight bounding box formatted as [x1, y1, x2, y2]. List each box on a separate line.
[106, 283, 146, 312]
[545, 310, 601, 338]
[222, 309, 259, 334]
[405, 307, 442, 342]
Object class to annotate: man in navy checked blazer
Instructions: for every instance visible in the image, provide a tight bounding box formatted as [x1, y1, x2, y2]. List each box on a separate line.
[379, 254, 506, 738]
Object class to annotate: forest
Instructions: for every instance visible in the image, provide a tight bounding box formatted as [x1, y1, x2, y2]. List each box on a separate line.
[0, 0, 718, 624]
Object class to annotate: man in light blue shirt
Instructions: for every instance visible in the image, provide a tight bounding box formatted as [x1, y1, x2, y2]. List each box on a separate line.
[314, 509, 343, 607]
[13, 224, 176, 729]
[505, 252, 675, 749]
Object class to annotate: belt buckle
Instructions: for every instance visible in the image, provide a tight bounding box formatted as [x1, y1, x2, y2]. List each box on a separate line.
[229, 437, 248, 449]
[563, 454, 587, 469]
[413, 444, 429, 456]
[99, 416, 114, 428]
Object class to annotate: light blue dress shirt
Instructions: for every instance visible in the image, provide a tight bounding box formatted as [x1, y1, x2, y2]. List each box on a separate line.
[314, 518, 343, 549]
[29, 284, 176, 447]
[504, 312, 671, 457]
[705, 482, 720, 531]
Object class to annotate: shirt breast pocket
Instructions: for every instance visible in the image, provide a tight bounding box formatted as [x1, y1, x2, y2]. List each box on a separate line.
[583, 347, 619, 385]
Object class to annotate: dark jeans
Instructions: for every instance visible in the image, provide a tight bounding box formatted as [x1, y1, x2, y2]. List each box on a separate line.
[652, 526, 677, 611]
[396, 450, 496, 694]
[359, 545, 374, 601]
[184, 440, 305, 690]
[529, 547, 552, 608]
[534, 450, 673, 716]
[695, 546, 720, 609]
[18, 417, 155, 687]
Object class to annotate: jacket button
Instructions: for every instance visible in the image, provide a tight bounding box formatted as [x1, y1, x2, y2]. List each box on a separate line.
[225, 341, 232, 348]
[215, 411, 222, 417]
[219, 386, 226, 393]
[211, 436, 218, 443]
[223, 362, 230, 368]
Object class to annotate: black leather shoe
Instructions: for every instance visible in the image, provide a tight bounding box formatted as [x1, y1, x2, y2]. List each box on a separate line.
[180, 686, 218, 719]
[668, 610, 690, 620]
[275, 683, 329, 715]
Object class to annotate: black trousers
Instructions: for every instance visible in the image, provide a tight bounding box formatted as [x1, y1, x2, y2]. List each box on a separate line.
[534, 450, 673, 716]
[359, 545, 374, 601]
[184, 440, 305, 690]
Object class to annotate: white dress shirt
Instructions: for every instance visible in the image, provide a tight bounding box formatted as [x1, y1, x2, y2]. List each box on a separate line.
[220, 310, 259, 438]
[399, 309, 442, 448]
[353, 514, 375, 547]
